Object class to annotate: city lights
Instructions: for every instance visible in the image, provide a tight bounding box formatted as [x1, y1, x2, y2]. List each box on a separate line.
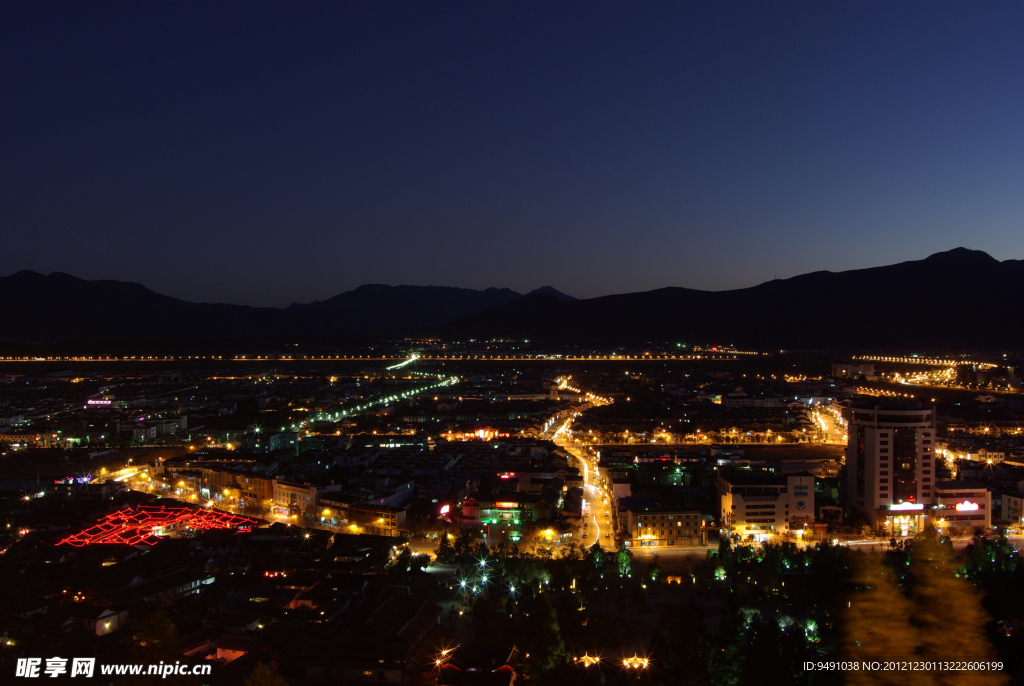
[622, 655, 649, 669]
[58, 506, 257, 546]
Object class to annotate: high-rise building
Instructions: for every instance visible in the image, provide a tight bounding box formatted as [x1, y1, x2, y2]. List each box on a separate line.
[845, 403, 935, 531]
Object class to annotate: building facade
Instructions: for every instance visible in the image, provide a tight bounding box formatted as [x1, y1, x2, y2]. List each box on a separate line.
[1002, 491, 1023, 527]
[201, 468, 275, 512]
[273, 479, 320, 518]
[831, 363, 876, 380]
[845, 404, 936, 529]
[719, 472, 816, 540]
[931, 481, 991, 533]
[617, 502, 706, 548]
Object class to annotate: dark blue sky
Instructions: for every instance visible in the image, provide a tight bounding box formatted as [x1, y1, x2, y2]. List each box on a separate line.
[2, 2, 1021, 306]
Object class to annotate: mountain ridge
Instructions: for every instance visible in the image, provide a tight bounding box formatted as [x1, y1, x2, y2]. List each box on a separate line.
[435, 248, 1024, 350]
[0, 272, 558, 343]
[2, 248, 1020, 349]
[524, 286, 576, 302]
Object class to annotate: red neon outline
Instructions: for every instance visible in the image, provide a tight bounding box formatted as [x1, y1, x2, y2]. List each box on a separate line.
[58, 505, 257, 546]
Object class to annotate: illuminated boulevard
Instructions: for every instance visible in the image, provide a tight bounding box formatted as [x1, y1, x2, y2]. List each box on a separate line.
[551, 417, 610, 550]
[546, 387, 721, 570]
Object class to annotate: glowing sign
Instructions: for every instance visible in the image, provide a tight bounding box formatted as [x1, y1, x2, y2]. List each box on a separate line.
[955, 501, 979, 512]
[440, 505, 450, 515]
[86, 399, 111, 405]
[53, 475, 92, 485]
[495, 502, 518, 509]
[889, 502, 924, 511]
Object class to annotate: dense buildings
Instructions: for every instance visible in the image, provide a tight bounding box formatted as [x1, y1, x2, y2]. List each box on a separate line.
[4, 349, 1024, 683]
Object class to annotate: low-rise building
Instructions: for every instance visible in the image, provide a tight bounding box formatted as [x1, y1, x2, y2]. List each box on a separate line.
[201, 468, 274, 512]
[348, 503, 401, 537]
[617, 498, 706, 548]
[932, 481, 991, 533]
[719, 471, 816, 540]
[876, 481, 993, 537]
[273, 478, 320, 518]
[1002, 491, 1024, 527]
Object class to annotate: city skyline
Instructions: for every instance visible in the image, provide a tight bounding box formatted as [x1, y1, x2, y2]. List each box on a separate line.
[5, 3, 1024, 683]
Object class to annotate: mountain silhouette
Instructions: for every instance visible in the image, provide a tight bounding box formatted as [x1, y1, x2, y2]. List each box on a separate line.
[524, 286, 576, 302]
[437, 248, 1024, 350]
[0, 273, 518, 343]
[1, 248, 1019, 350]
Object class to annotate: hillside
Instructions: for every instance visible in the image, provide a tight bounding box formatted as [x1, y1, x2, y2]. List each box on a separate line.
[438, 248, 1024, 350]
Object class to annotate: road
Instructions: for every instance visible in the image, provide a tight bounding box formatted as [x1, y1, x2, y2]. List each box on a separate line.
[810, 405, 847, 444]
[552, 414, 615, 549]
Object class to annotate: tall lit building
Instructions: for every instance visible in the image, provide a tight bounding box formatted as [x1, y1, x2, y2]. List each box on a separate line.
[845, 403, 935, 531]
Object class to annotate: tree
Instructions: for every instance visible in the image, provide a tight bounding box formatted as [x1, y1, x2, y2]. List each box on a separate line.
[520, 596, 569, 677]
[116, 611, 201, 686]
[842, 553, 927, 686]
[409, 553, 428, 574]
[652, 602, 712, 686]
[708, 600, 745, 686]
[434, 532, 455, 563]
[648, 554, 662, 582]
[628, 581, 647, 619]
[243, 663, 288, 686]
[560, 541, 583, 562]
[718, 531, 733, 559]
[616, 542, 633, 577]
[738, 612, 816, 686]
[453, 528, 478, 562]
[907, 535, 1007, 686]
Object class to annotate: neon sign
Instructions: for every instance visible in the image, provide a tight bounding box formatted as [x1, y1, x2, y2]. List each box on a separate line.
[86, 399, 111, 405]
[58, 505, 257, 546]
[889, 502, 924, 511]
[955, 501, 979, 512]
[53, 475, 92, 485]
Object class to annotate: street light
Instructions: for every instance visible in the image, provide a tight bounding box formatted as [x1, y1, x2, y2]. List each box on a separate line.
[623, 655, 649, 669]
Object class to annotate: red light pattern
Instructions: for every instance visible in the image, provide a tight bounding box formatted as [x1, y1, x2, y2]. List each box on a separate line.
[58, 505, 256, 547]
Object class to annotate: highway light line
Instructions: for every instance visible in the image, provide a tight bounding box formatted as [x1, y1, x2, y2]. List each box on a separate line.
[311, 375, 458, 423]
[385, 353, 420, 371]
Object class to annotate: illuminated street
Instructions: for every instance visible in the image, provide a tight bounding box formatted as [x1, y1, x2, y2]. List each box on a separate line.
[550, 393, 615, 550]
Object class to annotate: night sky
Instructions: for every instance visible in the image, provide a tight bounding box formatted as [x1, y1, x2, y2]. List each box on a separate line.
[2, 3, 1022, 307]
